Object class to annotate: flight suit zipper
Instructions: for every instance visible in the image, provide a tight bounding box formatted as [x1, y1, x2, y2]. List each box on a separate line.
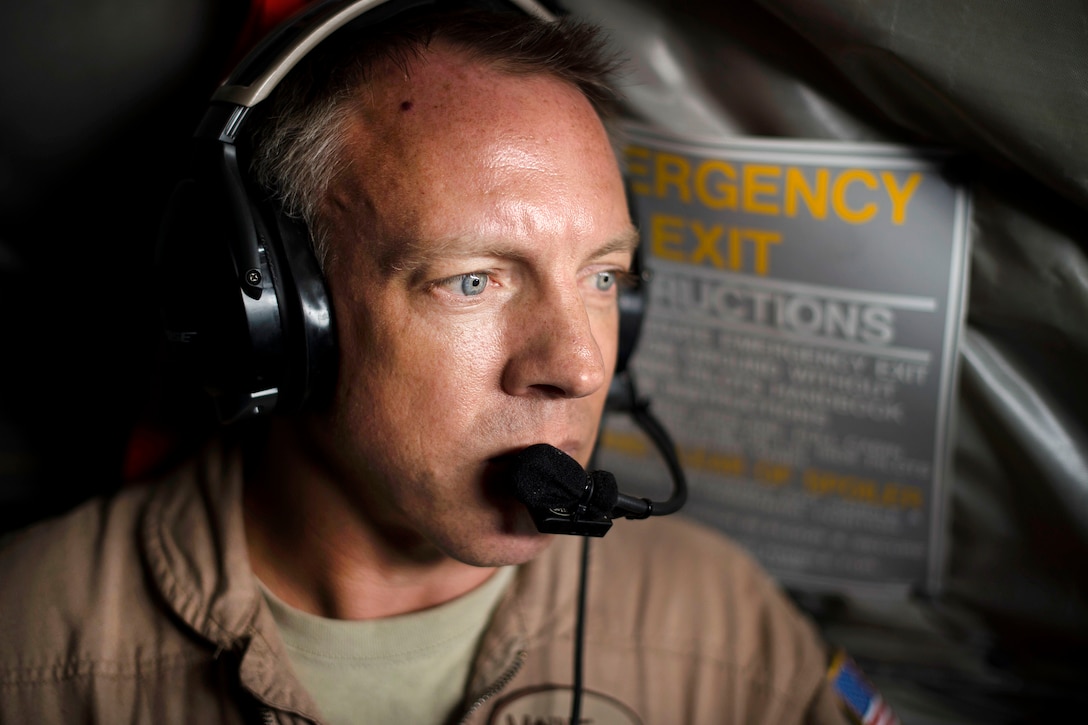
[457, 649, 528, 724]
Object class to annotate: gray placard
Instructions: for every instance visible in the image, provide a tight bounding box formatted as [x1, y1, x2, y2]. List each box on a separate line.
[598, 123, 971, 597]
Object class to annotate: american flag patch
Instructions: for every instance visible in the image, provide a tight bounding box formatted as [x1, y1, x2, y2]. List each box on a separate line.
[827, 650, 900, 725]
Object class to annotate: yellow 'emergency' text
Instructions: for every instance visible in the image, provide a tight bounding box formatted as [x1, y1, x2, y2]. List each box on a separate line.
[626, 146, 923, 226]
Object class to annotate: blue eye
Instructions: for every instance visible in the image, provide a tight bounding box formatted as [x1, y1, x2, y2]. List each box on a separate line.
[459, 273, 488, 296]
[595, 270, 617, 291]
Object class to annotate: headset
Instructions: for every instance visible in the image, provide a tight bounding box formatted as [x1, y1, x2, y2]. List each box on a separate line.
[154, 0, 648, 425]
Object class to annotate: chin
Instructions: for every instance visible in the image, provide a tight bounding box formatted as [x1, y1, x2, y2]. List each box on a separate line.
[438, 512, 554, 568]
[460, 535, 555, 569]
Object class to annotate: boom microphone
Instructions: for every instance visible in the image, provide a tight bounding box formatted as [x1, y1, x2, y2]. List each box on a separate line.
[511, 444, 653, 537]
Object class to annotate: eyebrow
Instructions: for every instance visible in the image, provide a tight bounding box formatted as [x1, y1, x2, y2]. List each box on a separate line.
[595, 226, 642, 260]
[381, 225, 642, 275]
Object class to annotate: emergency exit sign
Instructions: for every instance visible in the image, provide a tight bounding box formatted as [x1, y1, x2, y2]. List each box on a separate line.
[599, 123, 970, 598]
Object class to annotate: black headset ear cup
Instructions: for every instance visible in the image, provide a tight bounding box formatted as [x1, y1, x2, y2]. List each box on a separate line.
[155, 157, 336, 424]
[260, 203, 338, 414]
[156, 177, 269, 421]
[607, 261, 647, 412]
[606, 179, 648, 411]
[615, 250, 646, 377]
[615, 178, 647, 377]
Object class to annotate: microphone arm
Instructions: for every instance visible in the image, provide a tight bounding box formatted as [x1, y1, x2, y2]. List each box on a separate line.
[608, 370, 687, 518]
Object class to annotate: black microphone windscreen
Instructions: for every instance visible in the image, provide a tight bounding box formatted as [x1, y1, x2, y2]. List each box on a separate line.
[512, 444, 587, 509]
[588, 469, 619, 513]
[511, 444, 620, 519]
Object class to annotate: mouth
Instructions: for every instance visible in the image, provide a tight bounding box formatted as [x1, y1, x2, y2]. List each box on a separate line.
[480, 452, 520, 503]
[481, 442, 574, 500]
[480, 451, 549, 535]
[482, 429, 592, 500]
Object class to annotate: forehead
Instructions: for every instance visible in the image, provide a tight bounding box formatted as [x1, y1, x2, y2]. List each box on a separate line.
[355, 42, 612, 166]
[323, 43, 629, 267]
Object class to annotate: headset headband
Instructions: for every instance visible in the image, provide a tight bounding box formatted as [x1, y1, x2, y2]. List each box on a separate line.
[214, 0, 557, 108]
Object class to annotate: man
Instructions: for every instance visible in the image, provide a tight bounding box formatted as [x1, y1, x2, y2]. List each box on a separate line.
[0, 2, 851, 722]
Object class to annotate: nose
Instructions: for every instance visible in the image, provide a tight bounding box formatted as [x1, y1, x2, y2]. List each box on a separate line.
[502, 282, 611, 399]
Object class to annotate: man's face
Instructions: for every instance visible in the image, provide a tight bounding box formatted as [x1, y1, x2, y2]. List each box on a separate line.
[310, 43, 635, 567]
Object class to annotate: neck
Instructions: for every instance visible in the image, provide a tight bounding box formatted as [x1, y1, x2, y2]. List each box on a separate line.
[241, 419, 497, 620]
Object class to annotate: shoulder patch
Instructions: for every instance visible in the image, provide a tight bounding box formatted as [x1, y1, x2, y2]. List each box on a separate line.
[827, 649, 900, 725]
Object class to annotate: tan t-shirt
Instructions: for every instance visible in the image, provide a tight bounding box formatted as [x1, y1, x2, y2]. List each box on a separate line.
[261, 567, 516, 725]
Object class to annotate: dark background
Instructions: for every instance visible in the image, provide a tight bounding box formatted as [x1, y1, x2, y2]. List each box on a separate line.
[0, 0, 249, 530]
